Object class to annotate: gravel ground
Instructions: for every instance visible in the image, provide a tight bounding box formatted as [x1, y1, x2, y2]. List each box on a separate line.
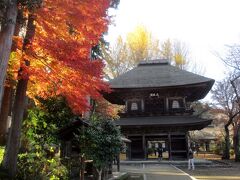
[179, 160, 240, 180]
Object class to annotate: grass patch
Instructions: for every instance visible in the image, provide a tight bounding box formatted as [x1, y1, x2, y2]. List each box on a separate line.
[0, 146, 4, 164]
[0, 147, 10, 179]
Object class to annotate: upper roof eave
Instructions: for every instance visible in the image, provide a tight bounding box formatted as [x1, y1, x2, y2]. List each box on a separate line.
[110, 79, 215, 90]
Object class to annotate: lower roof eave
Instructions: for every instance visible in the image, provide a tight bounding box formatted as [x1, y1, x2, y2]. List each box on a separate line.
[116, 118, 212, 131]
[119, 124, 211, 131]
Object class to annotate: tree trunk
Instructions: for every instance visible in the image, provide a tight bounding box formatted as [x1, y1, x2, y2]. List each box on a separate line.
[97, 169, 102, 180]
[0, 17, 20, 146]
[0, 0, 18, 111]
[2, 13, 36, 177]
[234, 125, 240, 162]
[2, 78, 28, 176]
[0, 86, 13, 145]
[80, 155, 85, 180]
[223, 125, 230, 159]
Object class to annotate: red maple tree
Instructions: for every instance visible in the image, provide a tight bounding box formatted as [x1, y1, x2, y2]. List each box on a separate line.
[3, 1, 113, 175]
[26, 0, 111, 113]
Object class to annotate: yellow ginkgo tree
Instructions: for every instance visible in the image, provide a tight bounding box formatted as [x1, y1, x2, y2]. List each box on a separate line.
[102, 25, 161, 80]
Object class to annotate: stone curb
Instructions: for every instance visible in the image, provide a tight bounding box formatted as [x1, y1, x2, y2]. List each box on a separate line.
[108, 172, 128, 180]
[120, 159, 213, 165]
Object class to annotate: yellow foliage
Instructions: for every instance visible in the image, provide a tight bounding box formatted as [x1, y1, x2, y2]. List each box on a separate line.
[6, 50, 21, 85]
[174, 53, 186, 65]
[126, 25, 161, 62]
[127, 25, 149, 54]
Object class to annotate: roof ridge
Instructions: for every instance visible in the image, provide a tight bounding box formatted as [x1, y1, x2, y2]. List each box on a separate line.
[138, 59, 170, 66]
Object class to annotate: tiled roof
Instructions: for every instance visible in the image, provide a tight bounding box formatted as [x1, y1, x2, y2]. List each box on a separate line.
[109, 59, 214, 89]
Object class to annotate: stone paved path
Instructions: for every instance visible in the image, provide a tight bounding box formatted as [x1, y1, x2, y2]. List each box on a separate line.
[121, 164, 194, 180]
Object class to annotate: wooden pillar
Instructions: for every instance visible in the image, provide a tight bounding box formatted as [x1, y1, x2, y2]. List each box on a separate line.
[166, 97, 169, 112]
[126, 142, 129, 160]
[183, 97, 186, 109]
[117, 153, 120, 172]
[143, 135, 147, 159]
[141, 99, 144, 112]
[127, 142, 131, 160]
[168, 133, 172, 160]
[125, 100, 128, 112]
[186, 132, 189, 158]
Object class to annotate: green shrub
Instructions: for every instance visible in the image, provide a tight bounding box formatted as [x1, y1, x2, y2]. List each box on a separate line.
[230, 149, 235, 156]
[16, 97, 73, 179]
[213, 145, 222, 155]
[147, 147, 154, 155]
[17, 152, 68, 179]
[0, 166, 10, 179]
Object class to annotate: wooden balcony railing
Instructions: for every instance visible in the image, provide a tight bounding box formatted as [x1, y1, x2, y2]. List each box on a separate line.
[119, 108, 194, 118]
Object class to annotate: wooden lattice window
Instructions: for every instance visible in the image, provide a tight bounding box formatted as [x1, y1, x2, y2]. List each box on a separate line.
[169, 98, 184, 110]
[127, 100, 141, 112]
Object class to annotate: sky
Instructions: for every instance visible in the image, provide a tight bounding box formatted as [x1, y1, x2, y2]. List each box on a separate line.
[106, 0, 240, 85]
